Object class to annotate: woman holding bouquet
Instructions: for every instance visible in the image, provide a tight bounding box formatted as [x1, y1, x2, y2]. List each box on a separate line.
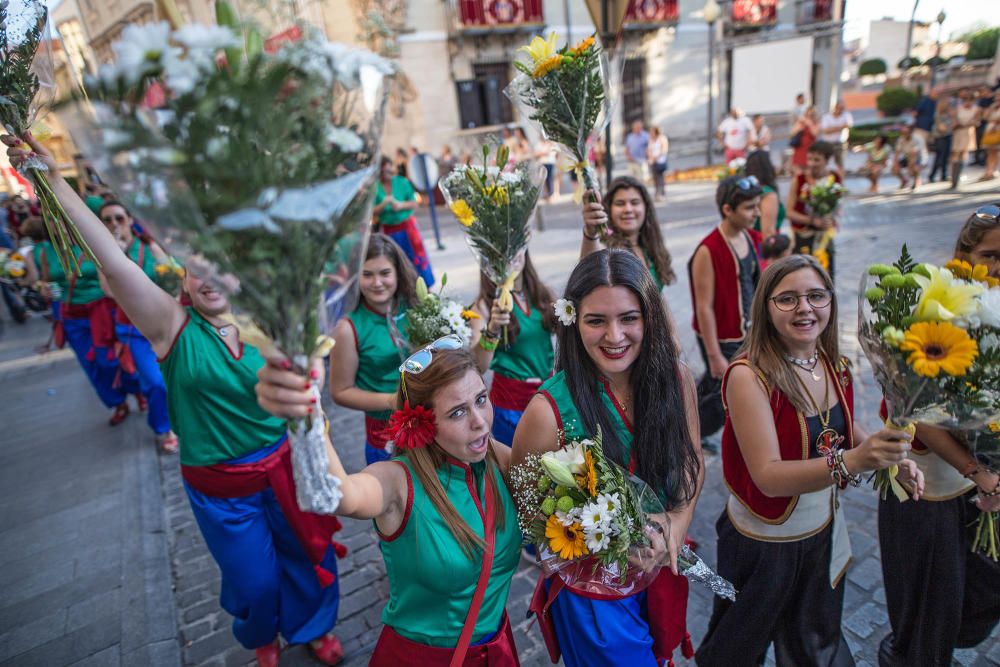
[329, 233, 416, 464]
[786, 141, 841, 282]
[97, 200, 179, 453]
[876, 206, 1000, 667]
[257, 341, 524, 666]
[468, 250, 556, 446]
[5, 134, 345, 667]
[374, 155, 435, 287]
[695, 254, 923, 667]
[512, 249, 704, 667]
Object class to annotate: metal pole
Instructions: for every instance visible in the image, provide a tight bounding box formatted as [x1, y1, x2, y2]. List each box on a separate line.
[602, 1, 613, 190]
[705, 20, 714, 166]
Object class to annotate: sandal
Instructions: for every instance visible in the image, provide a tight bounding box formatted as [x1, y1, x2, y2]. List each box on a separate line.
[309, 632, 343, 665]
[254, 639, 280, 667]
[109, 402, 129, 427]
[136, 393, 148, 412]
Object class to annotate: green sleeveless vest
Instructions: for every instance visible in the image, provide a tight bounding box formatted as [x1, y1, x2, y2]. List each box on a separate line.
[159, 308, 287, 466]
[490, 298, 553, 382]
[538, 370, 634, 450]
[347, 302, 409, 421]
[379, 456, 521, 647]
[33, 241, 67, 289]
[644, 249, 665, 292]
[126, 238, 157, 280]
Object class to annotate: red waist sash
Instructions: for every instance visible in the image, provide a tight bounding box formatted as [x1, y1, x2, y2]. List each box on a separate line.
[369, 611, 519, 667]
[365, 415, 391, 449]
[61, 297, 117, 359]
[489, 373, 541, 412]
[529, 568, 693, 665]
[181, 438, 347, 587]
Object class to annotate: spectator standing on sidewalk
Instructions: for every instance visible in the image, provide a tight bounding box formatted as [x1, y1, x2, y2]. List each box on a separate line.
[751, 114, 772, 153]
[819, 101, 853, 180]
[716, 108, 756, 164]
[647, 126, 669, 201]
[912, 88, 938, 145]
[624, 120, 650, 182]
[689, 175, 763, 448]
[892, 124, 929, 190]
[979, 96, 1000, 181]
[790, 92, 808, 125]
[950, 89, 982, 190]
[973, 86, 995, 166]
[928, 99, 955, 183]
[790, 106, 819, 174]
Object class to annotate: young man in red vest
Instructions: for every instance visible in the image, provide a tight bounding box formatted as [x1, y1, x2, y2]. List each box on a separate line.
[689, 175, 763, 450]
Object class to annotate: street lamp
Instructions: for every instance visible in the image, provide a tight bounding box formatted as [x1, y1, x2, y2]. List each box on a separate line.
[704, 0, 722, 166]
[931, 9, 946, 87]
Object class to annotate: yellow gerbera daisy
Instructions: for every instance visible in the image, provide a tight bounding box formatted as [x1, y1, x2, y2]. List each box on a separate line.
[532, 55, 563, 78]
[449, 199, 475, 227]
[899, 321, 978, 378]
[545, 515, 589, 560]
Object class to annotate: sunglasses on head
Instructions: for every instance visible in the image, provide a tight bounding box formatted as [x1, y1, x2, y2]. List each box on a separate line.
[399, 334, 464, 375]
[974, 205, 1000, 222]
[734, 175, 760, 191]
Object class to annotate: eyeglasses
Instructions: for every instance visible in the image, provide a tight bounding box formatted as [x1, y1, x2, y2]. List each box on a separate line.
[770, 289, 833, 312]
[974, 205, 1000, 222]
[734, 176, 760, 191]
[101, 214, 128, 223]
[399, 334, 464, 374]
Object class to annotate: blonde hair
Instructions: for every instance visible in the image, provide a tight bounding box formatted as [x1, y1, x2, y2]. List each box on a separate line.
[396, 348, 506, 557]
[741, 254, 839, 413]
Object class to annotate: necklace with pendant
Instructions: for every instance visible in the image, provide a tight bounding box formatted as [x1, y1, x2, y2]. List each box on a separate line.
[792, 360, 842, 454]
[786, 350, 821, 381]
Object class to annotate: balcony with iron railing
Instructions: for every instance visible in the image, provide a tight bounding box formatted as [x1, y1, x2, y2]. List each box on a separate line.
[622, 0, 680, 30]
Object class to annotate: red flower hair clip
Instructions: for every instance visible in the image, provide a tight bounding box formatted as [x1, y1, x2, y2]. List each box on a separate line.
[387, 401, 437, 452]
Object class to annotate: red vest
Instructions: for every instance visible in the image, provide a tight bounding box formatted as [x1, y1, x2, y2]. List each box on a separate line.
[689, 227, 761, 343]
[721, 355, 855, 523]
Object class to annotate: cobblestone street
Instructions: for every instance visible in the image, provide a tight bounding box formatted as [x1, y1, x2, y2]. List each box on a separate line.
[2, 171, 999, 667]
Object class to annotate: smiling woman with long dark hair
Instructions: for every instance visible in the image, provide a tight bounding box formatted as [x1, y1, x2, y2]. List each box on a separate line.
[513, 248, 702, 667]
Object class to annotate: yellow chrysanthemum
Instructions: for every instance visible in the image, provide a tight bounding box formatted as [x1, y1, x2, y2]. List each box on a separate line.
[912, 265, 983, 322]
[460, 309, 481, 321]
[943, 259, 999, 286]
[519, 32, 558, 64]
[532, 55, 563, 78]
[989, 423, 1000, 433]
[449, 199, 475, 227]
[814, 249, 830, 271]
[899, 321, 978, 378]
[545, 514, 589, 560]
[570, 35, 595, 56]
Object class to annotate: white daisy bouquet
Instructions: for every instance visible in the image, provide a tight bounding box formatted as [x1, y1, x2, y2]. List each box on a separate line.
[61, 3, 394, 514]
[510, 429, 735, 599]
[859, 246, 1000, 504]
[801, 174, 846, 218]
[0, 0, 97, 273]
[505, 33, 614, 232]
[715, 157, 747, 181]
[440, 143, 543, 344]
[405, 274, 479, 348]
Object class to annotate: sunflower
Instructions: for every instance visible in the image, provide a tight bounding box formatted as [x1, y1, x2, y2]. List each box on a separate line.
[900, 321, 978, 378]
[545, 514, 588, 560]
[449, 199, 475, 227]
[532, 55, 563, 78]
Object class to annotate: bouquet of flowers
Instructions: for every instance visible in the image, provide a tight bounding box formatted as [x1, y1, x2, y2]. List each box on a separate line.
[0, 248, 25, 279]
[715, 157, 746, 181]
[510, 430, 736, 599]
[0, 0, 95, 273]
[859, 247, 1000, 500]
[440, 144, 543, 344]
[153, 257, 185, 296]
[800, 175, 846, 270]
[406, 274, 479, 348]
[505, 33, 614, 234]
[63, 4, 393, 515]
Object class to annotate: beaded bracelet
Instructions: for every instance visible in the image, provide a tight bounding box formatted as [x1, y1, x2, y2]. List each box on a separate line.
[478, 336, 499, 352]
[834, 449, 862, 487]
[583, 229, 600, 241]
[824, 448, 847, 489]
[980, 478, 1000, 498]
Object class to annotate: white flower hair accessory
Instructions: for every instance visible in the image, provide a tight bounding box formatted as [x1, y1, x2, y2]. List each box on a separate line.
[554, 298, 576, 326]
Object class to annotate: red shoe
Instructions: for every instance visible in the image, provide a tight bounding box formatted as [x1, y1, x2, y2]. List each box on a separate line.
[309, 633, 343, 665]
[136, 393, 148, 412]
[109, 402, 129, 427]
[255, 639, 280, 667]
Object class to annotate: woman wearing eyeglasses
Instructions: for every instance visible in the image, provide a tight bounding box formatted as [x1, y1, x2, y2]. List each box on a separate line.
[4, 133, 345, 667]
[512, 249, 703, 667]
[468, 249, 556, 446]
[875, 205, 1000, 667]
[695, 255, 922, 667]
[329, 234, 416, 464]
[258, 336, 523, 666]
[97, 200, 179, 453]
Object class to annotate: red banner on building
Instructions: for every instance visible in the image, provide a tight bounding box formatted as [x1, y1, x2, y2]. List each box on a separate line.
[731, 0, 777, 26]
[624, 0, 679, 26]
[457, 0, 543, 28]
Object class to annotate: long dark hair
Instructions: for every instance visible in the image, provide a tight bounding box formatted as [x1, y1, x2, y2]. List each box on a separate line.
[556, 249, 698, 508]
[745, 150, 778, 197]
[603, 176, 676, 286]
[477, 251, 556, 344]
[363, 233, 418, 308]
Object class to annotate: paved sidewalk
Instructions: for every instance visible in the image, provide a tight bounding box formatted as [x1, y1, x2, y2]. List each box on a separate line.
[0, 317, 178, 667]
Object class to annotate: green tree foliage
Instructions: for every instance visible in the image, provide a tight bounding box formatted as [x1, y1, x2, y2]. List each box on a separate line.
[876, 87, 920, 116]
[859, 58, 888, 76]
[961, 27, 999, 61]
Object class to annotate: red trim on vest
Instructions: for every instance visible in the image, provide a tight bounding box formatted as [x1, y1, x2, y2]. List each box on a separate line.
[689, 227, 761, 343]
[490, 373, 541, 412]
[721, 355, 855, 522]
[539, 390, 565, 443]
[378, 460, 414, 542]
[600, 378, 634, 433]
